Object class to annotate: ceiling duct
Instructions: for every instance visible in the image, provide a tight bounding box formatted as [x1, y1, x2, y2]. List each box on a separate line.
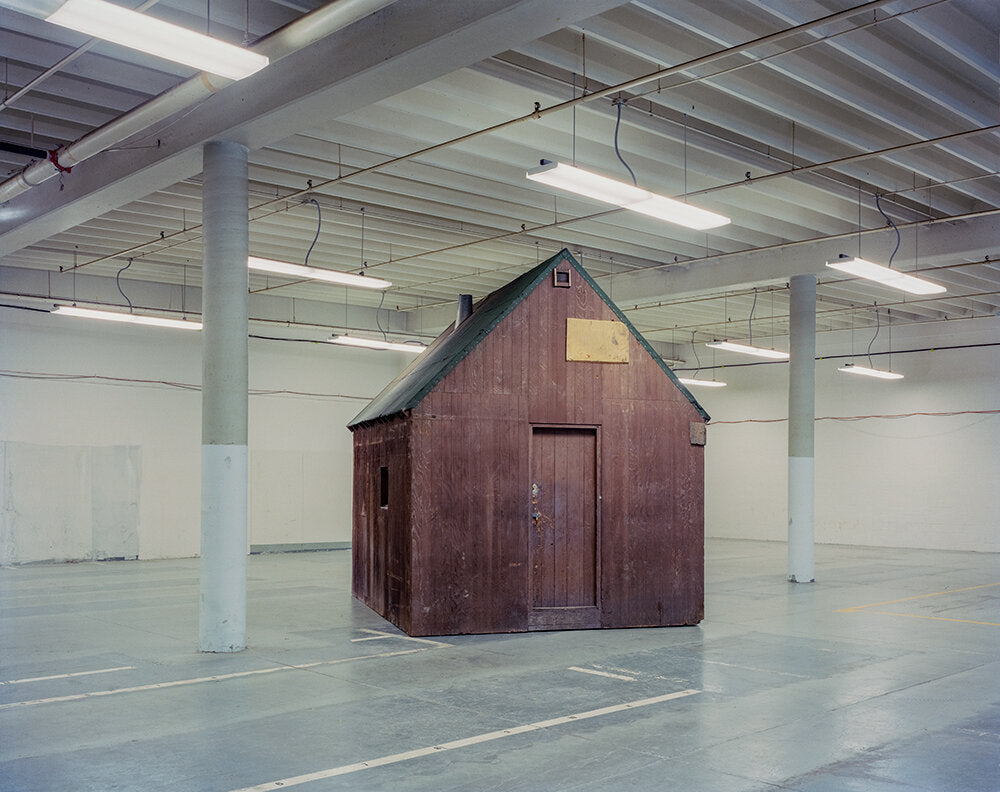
[0, 0, 397, 204]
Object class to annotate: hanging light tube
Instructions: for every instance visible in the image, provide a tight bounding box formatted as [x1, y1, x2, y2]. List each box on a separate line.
[248, 257, 391, 289]
[838, 363, 903, 380]
[677, 377, 727, 388]
[53, 305, 202, 330]
[327, 335, 425, 353]
[526, 161, 730, 231]
[706, 340, 789, 360]
[826, 256, 945, 295]
[46, 0, 269, 81]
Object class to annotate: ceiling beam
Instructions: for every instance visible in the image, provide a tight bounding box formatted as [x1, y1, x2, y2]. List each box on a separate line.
[604, 211, 1000, 305]
[0, 0, 630, 256]
[406, 210, 1000, 332]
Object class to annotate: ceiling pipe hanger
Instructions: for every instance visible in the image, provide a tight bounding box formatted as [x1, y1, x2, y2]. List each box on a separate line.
[46, 0, 269, 80]
[707, 288, 790, 359]
[0, 0, 901, 206]
[827, 191, 945, 295]
[839, 303, 903, 379]
[677, 330, 726, 388]
[52, 256, 202, 329]
[248, 199, 391, 290]
[0, 0, 163, 114]
[34, 0, 975, 281]
[0, 0, 398, 203]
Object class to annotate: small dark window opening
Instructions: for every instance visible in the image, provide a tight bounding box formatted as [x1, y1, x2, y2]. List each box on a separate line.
[553, 269, 571, 287]
[379, 466, 389, 509]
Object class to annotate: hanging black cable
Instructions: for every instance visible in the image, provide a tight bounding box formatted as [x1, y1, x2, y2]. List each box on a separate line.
[303, 198, 321, 267]
[612, 98, 637, 186]
[748, 287, 758, 346]
[375, 289, 387, 341]
[875, 193, 901, 269]
[867, 304, 880, 367]
[116, 258, 133, 313]
[691, 330, 702, 378]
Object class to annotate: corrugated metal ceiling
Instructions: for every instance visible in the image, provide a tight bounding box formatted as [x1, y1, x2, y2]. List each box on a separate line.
[1, 0, 997, 356]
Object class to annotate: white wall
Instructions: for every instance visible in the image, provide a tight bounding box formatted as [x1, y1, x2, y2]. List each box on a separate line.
[696, 318, 1000, 552]
[0, 308, 406, 563]
[3, 305, 997, 562]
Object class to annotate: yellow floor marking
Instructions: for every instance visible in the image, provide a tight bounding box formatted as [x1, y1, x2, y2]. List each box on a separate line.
[865, 610, 1000, 627]
[837, 581, 1000, 613]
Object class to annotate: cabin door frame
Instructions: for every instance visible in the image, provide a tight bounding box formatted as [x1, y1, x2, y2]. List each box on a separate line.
[527, 423, 601, 630]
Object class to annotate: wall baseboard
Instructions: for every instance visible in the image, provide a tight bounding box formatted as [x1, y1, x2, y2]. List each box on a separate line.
[249, 542, 350, 554]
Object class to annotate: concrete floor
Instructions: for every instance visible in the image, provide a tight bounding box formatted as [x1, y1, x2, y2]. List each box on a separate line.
[1, 538, 997, 792]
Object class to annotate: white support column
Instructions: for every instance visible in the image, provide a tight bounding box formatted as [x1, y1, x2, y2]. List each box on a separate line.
[200, 140, 249, 652]
[787, 274, 816, 583]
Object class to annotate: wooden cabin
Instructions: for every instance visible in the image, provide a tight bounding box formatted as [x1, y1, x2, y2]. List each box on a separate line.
[348, 249, 709, 636]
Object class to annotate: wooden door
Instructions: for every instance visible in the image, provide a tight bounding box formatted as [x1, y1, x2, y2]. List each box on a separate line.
[529, 426, 600, 629]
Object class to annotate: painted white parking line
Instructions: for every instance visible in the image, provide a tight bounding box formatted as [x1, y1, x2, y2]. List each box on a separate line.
[351, 628, 452, 648]
[595, 665, 643, 676]
[0, 647, 436, 711]
[0, 666, 135, 686]
[699, 659, 810, 679]
[229, 688, 701, 792]
[568, 666, 636, 682]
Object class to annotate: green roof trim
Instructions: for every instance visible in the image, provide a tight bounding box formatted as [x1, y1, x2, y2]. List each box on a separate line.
[348, 249, 708, 428]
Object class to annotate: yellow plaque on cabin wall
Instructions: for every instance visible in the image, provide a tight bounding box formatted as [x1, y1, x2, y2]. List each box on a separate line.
[565, 318, 629, 363]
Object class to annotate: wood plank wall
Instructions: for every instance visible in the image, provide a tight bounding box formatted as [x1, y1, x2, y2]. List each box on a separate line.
[394, 269, 704, 635]
[352, 419, 413, 633]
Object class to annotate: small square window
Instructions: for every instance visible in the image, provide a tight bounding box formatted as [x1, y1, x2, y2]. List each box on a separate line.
[553, 269, 571, 287]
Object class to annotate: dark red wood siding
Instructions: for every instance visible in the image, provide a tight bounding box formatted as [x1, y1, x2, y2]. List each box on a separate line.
[353, 264, 704, 635]
[530, 426, 598, 609]
[351, 418, 413, 633]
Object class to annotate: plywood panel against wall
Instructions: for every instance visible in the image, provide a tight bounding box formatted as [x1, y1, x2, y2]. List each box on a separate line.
[0, 442, 140, 564]
[2, 311, 407, 562]
[90, 445, 140, 560]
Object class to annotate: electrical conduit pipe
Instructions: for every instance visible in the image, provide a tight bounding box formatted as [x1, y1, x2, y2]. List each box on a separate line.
[0, 0, 397, 204]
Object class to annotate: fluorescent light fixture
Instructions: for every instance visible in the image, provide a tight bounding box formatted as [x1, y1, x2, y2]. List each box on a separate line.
[327, 335, 426, 353]
[46, 0, 269, 81]
[526, 160, 730, 231]
[839, 363, 903, 380]
[706, 340, 789, 360]
[826, 256, 945, 295]
[53, 305, 202, 330]
[677, 377, 727, 388]
[248, 257, 391, 290]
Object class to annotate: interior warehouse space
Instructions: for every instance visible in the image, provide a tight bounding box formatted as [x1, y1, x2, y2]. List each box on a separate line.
[0, 1, 997, 790]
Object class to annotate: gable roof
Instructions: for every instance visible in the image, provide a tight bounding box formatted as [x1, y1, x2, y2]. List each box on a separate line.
[348, 249, 709, 428]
